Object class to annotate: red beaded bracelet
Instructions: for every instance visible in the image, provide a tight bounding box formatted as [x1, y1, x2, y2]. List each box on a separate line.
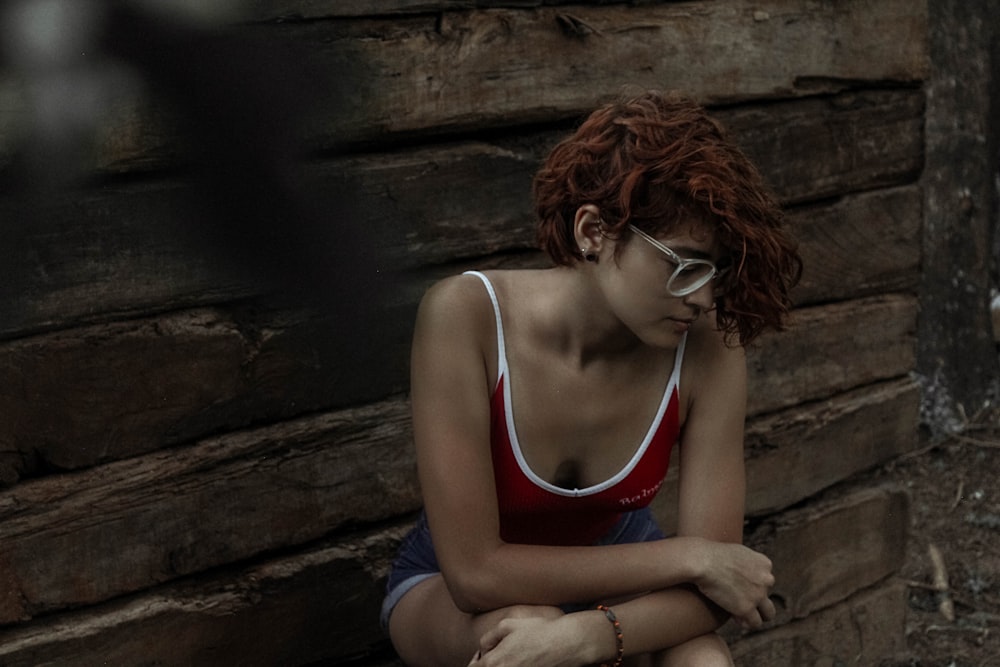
[596, 604, 624, 667]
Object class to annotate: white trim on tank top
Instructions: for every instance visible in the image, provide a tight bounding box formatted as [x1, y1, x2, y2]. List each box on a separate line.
[463, 270, 685, 498]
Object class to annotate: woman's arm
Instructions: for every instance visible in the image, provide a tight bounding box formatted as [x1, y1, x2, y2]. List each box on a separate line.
[675, 318, 775, 626]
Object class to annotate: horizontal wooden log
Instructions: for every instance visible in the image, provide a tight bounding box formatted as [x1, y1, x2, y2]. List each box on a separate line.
[744, 378, 920, 516]
[0, 290, 915, 483]
[0, 486, 908, 665]
[654, 376, 921, 528]
[746, 293, 917, 416]
[347, 90, 925, 268]
[789, 185, 922, 304]
[291, 0, 929, 141]
[0, 89, 923, 340]
[16, 0, 925, 169]
[730, 579, 908, 666]
[0, 374, 914, 624]
[744, 485, 909, 625]
[0, 524, 409, 667]
[0, 304, 409, 482]
[242, 0, 578, 21]
[0, 399, 418, 623]
[724, 91, 925, 206]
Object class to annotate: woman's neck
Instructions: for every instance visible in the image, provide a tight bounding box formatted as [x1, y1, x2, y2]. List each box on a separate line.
[529, 267, 649, 369]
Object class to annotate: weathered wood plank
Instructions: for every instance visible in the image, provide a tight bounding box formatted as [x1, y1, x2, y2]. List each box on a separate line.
[0, 486, 908, 665]
[745, 485, 909, 624]
[0, 292, 915, 483]
[1, 89, 923, 340]
[730, 579, 908, 666]
[0, 289, 914, 483]
[746, 293, 917, 416]
[790, 185, 922, 304]
[0, 375, 913, 624]
[0, 400, 417, 623]
[87, 0, 929, 164]
[724, 91, 925, 206]
[345, 90, 924, 267]
[744, 378, 920, 516]
[316, 0, 928, 139]
[0, 524, 409, 666]
[654, 376, 921, 528]
[0, 304, 409, 483]
[0, 1, 928, 171]
[242, 0, 556, 21]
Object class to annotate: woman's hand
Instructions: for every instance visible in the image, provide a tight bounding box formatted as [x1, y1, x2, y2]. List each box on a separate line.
[468, 612, 610, 667]
[689, 538, 776, 629]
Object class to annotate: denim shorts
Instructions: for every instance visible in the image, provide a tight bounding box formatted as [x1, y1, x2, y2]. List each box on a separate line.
[379, 506, 665, 628]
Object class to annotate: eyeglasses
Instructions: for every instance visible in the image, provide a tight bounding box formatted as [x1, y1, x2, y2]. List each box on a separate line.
[628, 224, 730, 297]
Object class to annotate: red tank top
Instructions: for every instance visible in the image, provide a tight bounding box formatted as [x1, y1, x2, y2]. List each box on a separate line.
[466, 272, 683, 547]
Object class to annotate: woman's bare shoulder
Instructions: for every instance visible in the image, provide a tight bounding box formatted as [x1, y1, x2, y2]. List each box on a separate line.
[681, 313, 747, 401]
[412, 272, 506, 358]
[418, 272, 494, 318]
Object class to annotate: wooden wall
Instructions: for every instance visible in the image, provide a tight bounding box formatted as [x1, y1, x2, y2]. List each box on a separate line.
[0, 1, 929, 664]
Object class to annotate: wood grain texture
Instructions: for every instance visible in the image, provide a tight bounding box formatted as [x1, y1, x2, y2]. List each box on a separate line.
[1, 90, 923, 340]
[746, 294, 917, 416]
[655, 377, 920, 528]
[729, 580, 908, 665]
[0, 487, 907, 665]
[0, 399, 416, 623]
[0, 1, 927, 171]
[0, 305, 409, 482]
[0, 524, 410, 666]
[0, 375, 914, 624]
[0, 292, 915, 483]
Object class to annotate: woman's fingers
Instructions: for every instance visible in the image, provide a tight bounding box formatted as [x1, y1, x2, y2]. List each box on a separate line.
[737, 595, 777, 629]
[759, 596, 777, 622]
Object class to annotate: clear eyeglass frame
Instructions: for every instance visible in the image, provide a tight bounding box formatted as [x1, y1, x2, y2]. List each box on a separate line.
[627, 224, 730, 297]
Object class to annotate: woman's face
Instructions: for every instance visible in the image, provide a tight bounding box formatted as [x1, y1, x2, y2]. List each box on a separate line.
[596, 223, 724, 348]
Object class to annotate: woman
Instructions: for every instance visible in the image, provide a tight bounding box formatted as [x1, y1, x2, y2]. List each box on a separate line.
[381, 90, 802, 666]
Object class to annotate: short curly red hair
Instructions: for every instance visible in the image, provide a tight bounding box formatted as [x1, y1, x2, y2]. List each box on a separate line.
[533, 90, 802, 346]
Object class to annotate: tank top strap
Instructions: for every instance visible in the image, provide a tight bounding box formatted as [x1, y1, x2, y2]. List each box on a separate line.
[668, 331, 687, 393]
[463, 271, 508, 390]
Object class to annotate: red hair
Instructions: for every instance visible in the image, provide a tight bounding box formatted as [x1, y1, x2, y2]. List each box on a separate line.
[533, 90, 802, 346]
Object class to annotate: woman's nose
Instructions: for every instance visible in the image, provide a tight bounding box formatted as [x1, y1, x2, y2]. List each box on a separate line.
[683, 280, 716, 311]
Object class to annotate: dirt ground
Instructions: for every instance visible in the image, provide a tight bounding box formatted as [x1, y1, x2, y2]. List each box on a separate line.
[876, 404, 1000, 666]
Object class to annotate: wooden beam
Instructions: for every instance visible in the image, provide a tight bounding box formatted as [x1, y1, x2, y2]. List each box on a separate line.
[0, 292, 915, 484]
[0, 485, 909, 665]
[0, 90, 923, 340]
[746, 294, 917, 416]
[0, 1, 928, 170]
[744, 379, 920, 516]
[745, 486, 909, 623]
[0, 305, 410, 481]
[0, 524, 410, 667]
[0, 374, 914, 624]
[0, 400, 417, 623]
[654, 377, 919, 529]
[789, 185, 922, 305]
[729, 580, 907, 665]
[76, 0, 928, 165]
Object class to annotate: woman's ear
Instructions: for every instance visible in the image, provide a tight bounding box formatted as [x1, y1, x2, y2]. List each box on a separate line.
[573, 205, 605, 260]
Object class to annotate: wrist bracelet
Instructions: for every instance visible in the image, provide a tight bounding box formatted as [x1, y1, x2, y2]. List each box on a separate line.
[596, 604, 624, 667]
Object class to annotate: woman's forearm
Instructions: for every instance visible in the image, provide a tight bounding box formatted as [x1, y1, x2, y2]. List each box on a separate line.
[445, 537, 706, 613]
[569, 587, 729, 664]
